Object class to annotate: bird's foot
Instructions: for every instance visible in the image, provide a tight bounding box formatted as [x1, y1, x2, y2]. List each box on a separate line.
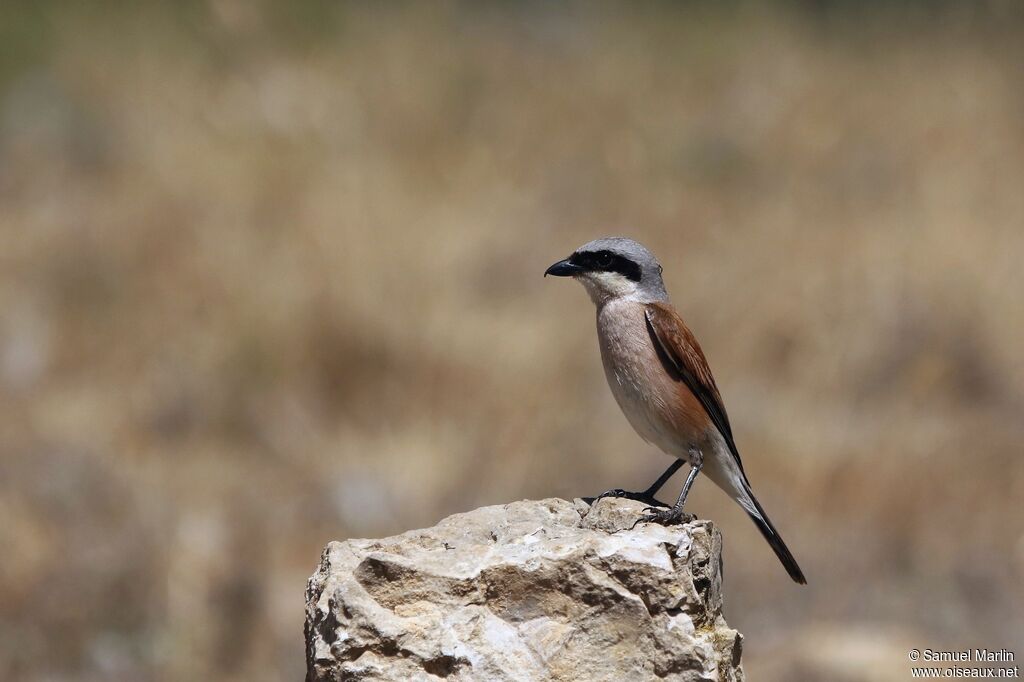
[632, 506, 696, 529]
[583, 488, 670, 509]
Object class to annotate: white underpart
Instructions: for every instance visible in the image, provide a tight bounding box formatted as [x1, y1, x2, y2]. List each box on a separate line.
[700, 430, 762, 520]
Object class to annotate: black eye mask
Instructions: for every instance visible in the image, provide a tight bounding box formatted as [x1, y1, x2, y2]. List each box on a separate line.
[569, 250, 642, 282]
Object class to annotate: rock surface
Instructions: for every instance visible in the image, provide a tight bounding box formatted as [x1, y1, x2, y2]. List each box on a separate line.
[304, 498, 744, 681]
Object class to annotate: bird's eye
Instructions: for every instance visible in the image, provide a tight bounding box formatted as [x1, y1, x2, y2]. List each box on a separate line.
[596, 252, 613, 268]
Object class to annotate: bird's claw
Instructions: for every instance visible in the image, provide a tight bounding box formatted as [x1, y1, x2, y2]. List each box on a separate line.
[633, 507, 695, 529]
[584, 488, 670, 509]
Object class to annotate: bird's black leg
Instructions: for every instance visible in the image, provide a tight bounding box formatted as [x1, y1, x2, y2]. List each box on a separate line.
[637, 452, 703, 526]
[586, 459, 684, 509]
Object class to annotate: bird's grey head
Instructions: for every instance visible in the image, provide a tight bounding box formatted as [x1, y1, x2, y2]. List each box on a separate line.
[545, 237, 668, 304]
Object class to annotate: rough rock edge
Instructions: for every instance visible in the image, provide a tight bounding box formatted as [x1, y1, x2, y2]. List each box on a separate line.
[305, 497, 744, 682]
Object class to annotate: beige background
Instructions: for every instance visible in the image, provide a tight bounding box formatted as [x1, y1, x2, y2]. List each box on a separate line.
[2, 2, 1023, 680]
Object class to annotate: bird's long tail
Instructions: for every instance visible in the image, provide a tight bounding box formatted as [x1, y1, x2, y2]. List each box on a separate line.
[702, 452, 807, 584]
[741, 485, 807, 584]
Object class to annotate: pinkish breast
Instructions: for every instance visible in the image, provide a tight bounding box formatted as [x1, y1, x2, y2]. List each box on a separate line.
[595, 299, 714, 458]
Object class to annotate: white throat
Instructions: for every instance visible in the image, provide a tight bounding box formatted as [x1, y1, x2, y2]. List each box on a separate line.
[578, 271, 648, 306]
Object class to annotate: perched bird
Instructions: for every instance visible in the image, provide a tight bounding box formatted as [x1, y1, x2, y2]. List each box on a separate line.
[545, 237, 806, 584]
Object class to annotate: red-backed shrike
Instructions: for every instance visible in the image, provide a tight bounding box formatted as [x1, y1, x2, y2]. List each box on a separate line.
[546, 237, 806, 584]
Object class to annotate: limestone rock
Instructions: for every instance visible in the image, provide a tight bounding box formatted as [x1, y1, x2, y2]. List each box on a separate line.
[304, 497, 744, 681]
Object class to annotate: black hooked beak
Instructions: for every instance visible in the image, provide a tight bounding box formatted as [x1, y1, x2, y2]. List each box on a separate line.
[544, 257, 582, 277]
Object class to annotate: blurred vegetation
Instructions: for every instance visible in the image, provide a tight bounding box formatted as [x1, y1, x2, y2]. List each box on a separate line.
[2, 2, 1023, 681]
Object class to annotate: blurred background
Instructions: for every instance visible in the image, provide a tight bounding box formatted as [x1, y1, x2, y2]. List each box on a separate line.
[2, 1, 1023, 680]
